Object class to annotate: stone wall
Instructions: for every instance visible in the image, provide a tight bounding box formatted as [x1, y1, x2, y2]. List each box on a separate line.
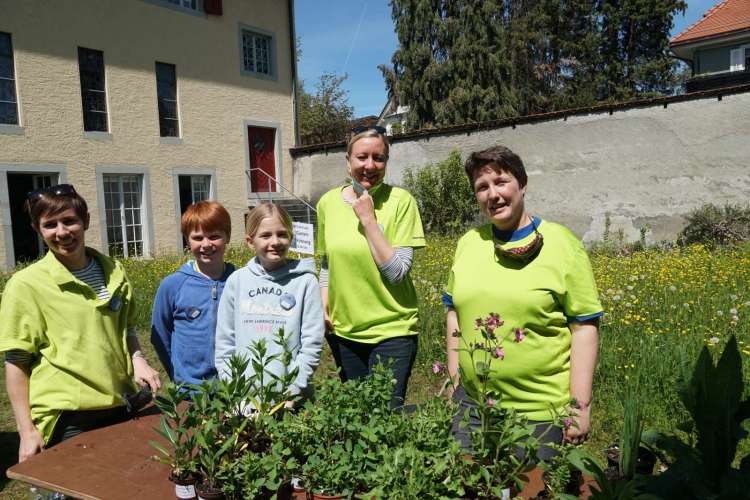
[292, 89, 750, 243]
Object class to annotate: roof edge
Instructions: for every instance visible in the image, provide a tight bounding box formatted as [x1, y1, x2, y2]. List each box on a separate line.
[670, 26, 750, 47]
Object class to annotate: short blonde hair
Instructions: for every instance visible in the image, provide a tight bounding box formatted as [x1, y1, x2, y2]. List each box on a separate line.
[346, 129, 390, 162]
[245, 203, 293, 238]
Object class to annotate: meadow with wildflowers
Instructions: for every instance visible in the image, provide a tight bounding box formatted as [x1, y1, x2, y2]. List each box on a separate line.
[0, 239, 749, 495]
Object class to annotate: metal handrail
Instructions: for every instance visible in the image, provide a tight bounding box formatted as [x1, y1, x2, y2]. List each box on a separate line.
[246, 168, 317, 213]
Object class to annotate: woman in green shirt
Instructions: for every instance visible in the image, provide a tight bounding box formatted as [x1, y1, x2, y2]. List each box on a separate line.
[443, 145, 602, 456]
[1, 185, 160, 463]
[316, 127, 426, 408]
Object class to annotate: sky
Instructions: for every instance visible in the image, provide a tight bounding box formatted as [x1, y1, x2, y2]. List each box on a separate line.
[294, 0, 719, 118]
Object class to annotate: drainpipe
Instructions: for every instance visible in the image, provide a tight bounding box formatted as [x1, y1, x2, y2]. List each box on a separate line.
[288, 0, 300, 147]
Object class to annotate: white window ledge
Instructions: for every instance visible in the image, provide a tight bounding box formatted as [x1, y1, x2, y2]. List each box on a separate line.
[0, 124, 24, 135]
[83, 131, 113, 141]
[159, 136, 183, 145]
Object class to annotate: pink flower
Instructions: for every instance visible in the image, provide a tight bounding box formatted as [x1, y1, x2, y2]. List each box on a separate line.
[432, 361, 443, 375]
[485, 324, 496, 336]
[494, 347, 505, 360]
[514, 328, 526, 343]
[486, 312, 504, 329]
[487, 399, 495, 407]
[475, 318, 483, 329]
[564, 418, 573, 429]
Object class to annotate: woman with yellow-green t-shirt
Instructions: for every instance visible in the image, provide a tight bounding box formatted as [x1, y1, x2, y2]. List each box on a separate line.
[316, 127, 425, 408]
[442, 145, 602, 458]
[0, 185, 161, 464]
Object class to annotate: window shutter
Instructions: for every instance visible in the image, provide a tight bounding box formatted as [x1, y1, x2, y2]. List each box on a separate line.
[730, 47, 744, 71]
[204, 0, 222, 15]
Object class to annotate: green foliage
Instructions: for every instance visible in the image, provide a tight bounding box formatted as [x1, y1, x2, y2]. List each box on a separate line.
[643, 335, 750, 499]
[149, 329, 300, 497]
[620, 395, 643, 479]
[383, 0, 687, 128]
[278, 364, 400, 496]
[297, 72, 354, 145]
[678, 204, 750, 247]
[403, 150, 478, 235]
[149, 384, 196, 479]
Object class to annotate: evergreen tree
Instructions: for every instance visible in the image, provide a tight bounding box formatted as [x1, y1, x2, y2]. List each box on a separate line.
[383, 0, 686, 128]
[386, 0, 517, 129]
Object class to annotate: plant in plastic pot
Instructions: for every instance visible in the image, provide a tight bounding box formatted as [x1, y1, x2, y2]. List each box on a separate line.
[445, 313, 554, 498]
[191, 328, 300, 500]
[149, 383, 198, 500]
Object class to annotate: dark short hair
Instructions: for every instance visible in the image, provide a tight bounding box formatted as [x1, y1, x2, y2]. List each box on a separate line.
[464, 145, 527, 189]
[181, 201, 232, 240]
[25, 186, 89, 229]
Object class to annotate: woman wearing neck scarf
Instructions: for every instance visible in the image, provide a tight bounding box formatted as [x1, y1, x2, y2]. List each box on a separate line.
[442, 146, 602, 459]
[316, 127, 425, 408]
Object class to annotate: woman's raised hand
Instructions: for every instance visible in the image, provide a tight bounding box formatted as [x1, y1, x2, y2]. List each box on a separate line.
[351, 190, 376, 225]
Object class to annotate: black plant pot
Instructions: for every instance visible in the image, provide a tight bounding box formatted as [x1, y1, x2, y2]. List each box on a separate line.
[605, 441, 657, 479]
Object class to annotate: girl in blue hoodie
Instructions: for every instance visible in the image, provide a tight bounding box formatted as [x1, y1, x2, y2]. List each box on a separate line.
[214, 203, 324, 403]
[151, 201, 235, 385]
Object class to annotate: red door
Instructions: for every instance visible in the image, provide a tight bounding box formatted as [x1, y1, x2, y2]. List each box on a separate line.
[248, 126, 277, 192]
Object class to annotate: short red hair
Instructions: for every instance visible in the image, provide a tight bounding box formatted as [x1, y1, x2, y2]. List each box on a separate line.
[181, 201, 232, 240]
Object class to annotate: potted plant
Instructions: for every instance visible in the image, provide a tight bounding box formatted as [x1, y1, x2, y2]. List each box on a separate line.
[150, 383, 198, 500]
[190, 328, 300, 500]
[441, 313, 555, 498]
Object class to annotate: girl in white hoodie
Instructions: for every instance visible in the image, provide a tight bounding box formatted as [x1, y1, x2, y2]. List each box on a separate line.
[214, 203, 324, 402]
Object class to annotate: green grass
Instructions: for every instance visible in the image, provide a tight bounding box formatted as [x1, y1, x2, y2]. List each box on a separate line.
[1, 240, 749, 494]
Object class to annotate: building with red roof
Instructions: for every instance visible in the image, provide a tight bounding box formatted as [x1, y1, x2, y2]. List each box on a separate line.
[669, 0, 750, 91]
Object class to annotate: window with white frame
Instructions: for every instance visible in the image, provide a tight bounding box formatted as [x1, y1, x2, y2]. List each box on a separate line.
[0, 32, 19, 125]
[190, 175, 210, 202]
[103, 174, 145, 257]
[241, 28, 274, 77]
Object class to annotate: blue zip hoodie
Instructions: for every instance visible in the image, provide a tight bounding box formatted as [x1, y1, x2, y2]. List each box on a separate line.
[214, 257, 324, 396]
[150, 261, 235, 385]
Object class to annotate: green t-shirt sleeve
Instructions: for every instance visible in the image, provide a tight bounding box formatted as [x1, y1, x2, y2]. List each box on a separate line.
[0, 277, 45, 354]
[560, 235, 603, 322]
[316, 196, 327, 257]
[391, 191, 425, 248]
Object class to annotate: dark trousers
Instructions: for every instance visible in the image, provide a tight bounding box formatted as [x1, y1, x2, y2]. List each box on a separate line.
[326, 334, 418, 409]
[451, 385, 562, 462]
[47, 406, 130, 447]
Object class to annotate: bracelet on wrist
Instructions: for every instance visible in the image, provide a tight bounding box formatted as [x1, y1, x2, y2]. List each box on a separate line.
[132, 350, 146, 361]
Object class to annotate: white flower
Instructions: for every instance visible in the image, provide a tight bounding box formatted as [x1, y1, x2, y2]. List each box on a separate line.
[730, 308, 738, 315]
[613, 295, 621, 301]
[669, 285, 677, 292]
[683, 303, 690, 308]
[731, 294, 738, 301]
[717, 310, 724, 316]
[627, 285, 634, 291]
[709, 336, 720, 345]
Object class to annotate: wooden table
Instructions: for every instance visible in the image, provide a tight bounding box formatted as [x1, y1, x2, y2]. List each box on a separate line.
[7, 406, 174, 500]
